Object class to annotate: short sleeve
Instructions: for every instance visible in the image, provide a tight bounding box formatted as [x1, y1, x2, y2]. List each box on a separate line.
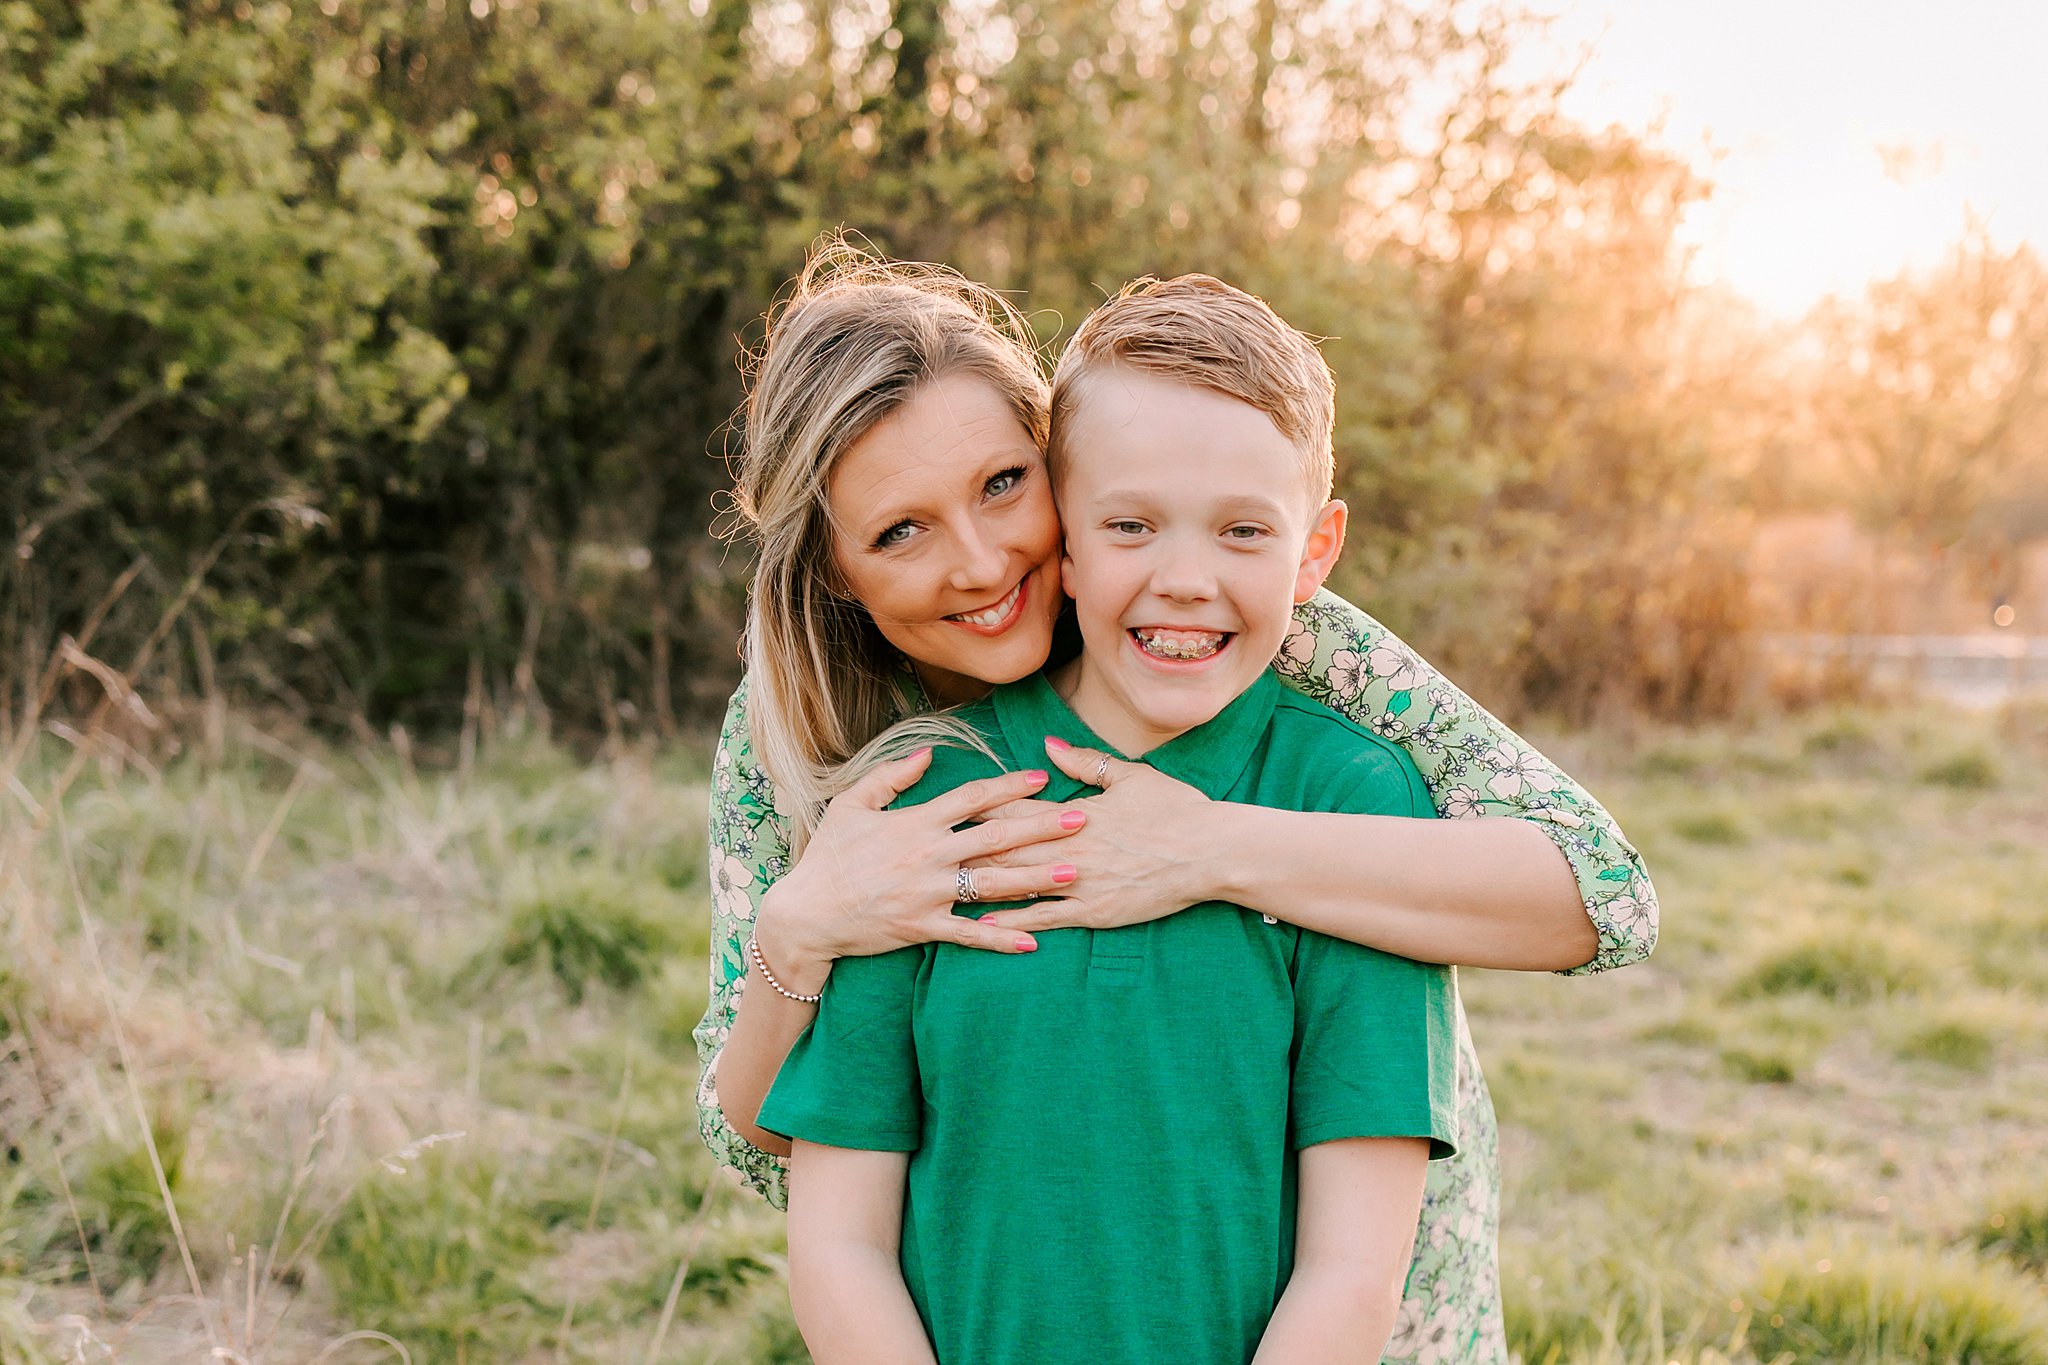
[757, 946, 924, 1152]
[1274, 589, 1658, 976]
[693, 678, 796, 1206]
[1289, 933, 1458, 1159]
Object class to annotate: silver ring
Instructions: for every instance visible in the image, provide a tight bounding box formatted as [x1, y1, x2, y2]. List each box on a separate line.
[1092, 754, 1111, 787]
[956, 866, 981, 903]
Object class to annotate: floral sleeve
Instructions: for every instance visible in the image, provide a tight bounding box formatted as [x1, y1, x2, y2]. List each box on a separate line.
[693, 677, 794, 1207]
[1274, 589, 1657, 975]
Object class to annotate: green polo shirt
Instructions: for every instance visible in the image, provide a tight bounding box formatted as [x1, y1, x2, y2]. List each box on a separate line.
[759, 670, 1457, 1365]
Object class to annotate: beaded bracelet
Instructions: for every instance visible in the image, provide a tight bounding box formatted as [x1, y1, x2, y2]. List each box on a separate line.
[747, 935, 824, 1005]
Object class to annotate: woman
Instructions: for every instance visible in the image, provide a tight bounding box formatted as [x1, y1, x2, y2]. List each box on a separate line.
[695, 238, 1656, 1365]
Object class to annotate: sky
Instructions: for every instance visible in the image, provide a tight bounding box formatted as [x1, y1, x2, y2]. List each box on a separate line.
[1525, 0, 2048, 318]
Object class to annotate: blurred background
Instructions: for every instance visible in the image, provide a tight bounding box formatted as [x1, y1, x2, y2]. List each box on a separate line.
[2, 1, 2045, 1361]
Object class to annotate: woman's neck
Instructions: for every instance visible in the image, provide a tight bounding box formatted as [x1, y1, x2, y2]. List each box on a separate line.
[910, 659, 993, 710]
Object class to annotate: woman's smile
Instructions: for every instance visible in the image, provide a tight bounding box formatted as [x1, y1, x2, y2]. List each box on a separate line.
[945, 577, 1030, 634]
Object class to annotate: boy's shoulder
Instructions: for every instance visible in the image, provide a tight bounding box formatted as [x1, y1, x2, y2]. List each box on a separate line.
[1262, 687, 1436, 821]
[890, 695, 1011, 812]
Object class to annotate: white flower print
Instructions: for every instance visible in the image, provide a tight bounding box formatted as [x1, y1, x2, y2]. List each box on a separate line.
[1276, 623, 1317, 674]
[1411, 1304, 1465, 1365]
[1607, 890, 1653, 935]
[1370, 713, 1407, 739]
[1481, 742, 1559, 800]
[1368, 641, 1431, 692]
[1441, 784, 1485, 820]
[1428, 684, 1455, 710]
[1388, 1297, 1432, 1353]
[1524, 803, 1585, 828]
[1325, 648, 1368, 700]
[710, 852, 756, 924]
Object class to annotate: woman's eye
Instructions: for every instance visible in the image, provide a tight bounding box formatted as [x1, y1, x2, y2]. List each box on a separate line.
[983, 466, 1027, 498]
[875, 522, 916, 548]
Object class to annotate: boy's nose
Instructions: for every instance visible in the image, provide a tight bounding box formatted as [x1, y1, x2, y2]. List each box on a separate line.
[1149, 544, 1216, 602]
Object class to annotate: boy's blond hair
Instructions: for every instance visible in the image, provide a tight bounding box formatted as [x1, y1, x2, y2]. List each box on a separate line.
[1048, 274, 1336, 505]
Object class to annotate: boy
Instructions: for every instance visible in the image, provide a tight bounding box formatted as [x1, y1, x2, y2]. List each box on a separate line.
[758, 275, 1458, 1364]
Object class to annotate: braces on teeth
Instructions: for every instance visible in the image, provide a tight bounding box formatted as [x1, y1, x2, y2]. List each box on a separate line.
[1137, 631, 1225, 660]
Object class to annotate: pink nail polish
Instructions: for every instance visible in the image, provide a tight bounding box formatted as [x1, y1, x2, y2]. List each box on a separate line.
[1016, 937, 1038, 952]
[1024, 769, 1049, 785]
[1045, 735, 1072, 751]
[1052, 864, 1077, 884]
[1059, 811, 1086, 830]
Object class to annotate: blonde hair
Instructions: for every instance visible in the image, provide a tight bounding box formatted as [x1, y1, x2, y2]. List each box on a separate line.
[1048, 274, 1336, 505]
[730, 234, 1047, 849]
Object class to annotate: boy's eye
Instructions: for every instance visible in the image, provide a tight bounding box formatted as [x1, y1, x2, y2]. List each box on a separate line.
[1225, 525, 1269, 541]
[1106, 520, 1148, 536]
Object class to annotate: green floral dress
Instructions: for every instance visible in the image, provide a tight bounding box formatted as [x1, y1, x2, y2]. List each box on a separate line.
[694, 589, 1657, 1365]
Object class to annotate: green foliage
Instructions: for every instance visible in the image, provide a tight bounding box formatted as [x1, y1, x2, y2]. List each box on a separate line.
[4, 0, 1757, 735]
[1733, 929, 1934, 1002]
[1974, 1189, 2048, 1274]
[495, 866, 684, 1003]
[320, 1150, 549, 1361]
[1721, 1044, 1803, 1085]
[1918, 749, 2002, 790]
[0, 1288, 55, 1365]
[1897, 1020, 1995, 1071]
[1738, 1242, 2048, 1365]
[67, 1115, 190, 1283]
[1675, 811, 1752, 846]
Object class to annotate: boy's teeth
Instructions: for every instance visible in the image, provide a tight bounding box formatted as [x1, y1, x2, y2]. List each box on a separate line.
[949, 583, 1020, 626]
[1134, 628, 1226, 660]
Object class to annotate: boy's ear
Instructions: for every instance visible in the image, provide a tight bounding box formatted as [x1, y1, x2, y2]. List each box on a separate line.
[1060, 537, 1078, 601]
[1292, 499, 1348, 605]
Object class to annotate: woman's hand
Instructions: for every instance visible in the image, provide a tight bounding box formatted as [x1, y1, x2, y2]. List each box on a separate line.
[753, 748, 1086, 992]
[973, 739, 1217, 935]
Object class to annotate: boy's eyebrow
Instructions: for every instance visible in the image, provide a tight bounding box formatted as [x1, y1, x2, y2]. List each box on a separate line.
[1085, 488, 1293, 518]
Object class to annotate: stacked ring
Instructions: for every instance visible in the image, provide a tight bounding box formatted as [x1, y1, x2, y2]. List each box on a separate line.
[956, 866, 982, 903]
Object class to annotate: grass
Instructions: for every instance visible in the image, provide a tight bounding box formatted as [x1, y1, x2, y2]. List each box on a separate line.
[1, 697, 2043, 1361]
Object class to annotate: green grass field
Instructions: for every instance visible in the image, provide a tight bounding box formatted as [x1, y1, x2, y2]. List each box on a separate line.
[2, 701, 2044, 1363]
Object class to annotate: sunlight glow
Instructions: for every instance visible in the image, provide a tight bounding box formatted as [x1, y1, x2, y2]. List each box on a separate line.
[1530, 0, 2048, 317]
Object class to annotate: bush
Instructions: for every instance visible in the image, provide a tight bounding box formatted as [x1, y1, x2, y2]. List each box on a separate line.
[1897, 1020, 1995, 1071]
[495, 867, 685, 1003]
[1974, 1189, 2048, 1273]
[67, 1116, 192, 1284]
[1918, 750, 2002, 790]
[1733, 930, 1934, 1002]
[320, 1149, 549, 1361]
[1738, 1241, 2048, 1365]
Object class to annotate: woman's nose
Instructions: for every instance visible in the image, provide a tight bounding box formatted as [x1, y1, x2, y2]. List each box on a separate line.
[947, 524, 1010, 592]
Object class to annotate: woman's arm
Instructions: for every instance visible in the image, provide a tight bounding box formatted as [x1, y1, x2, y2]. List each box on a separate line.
[695, 681, 801, 1205]
[982, 591, 1656, 974]
[696, 680, 1075, 1191]
[786, 1143, 939, 1365]
[1259, 589, 1654, 972]
[1251, 1137, 1429, 1364]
